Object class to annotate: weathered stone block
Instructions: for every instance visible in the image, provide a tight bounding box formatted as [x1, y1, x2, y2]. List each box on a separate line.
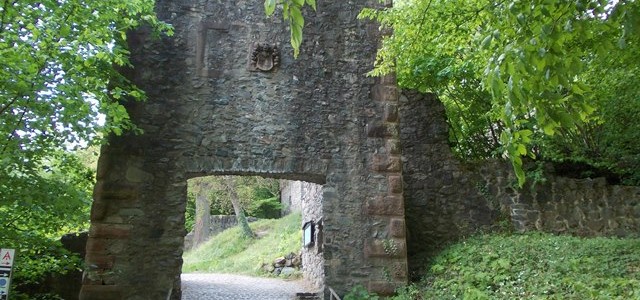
[384, 103, 398, 122]
[386, 139, 401, 155]
[371, 155, 401, 173]
[84, 252, 115, 269]
[366, 123, 396, 138]
[365, 238, 406, 258]
[377, 74, 396, 85]
[389, 218, 406, 238]
[366, 196, 404, 216]
[371, 85, 398, 102]
[90, 201, 108, 221]
[368, 281, 400, 296]
[388, 175, 403, 194]
[85, 238, 109, 254]
[79, 285, 122, 300]
[89, 223, 132, 239]
[93, 181, 140, 201]
[391, 261, 408, 279]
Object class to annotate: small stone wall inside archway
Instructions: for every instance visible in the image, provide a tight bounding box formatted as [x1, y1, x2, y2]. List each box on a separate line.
[280, 180, 326, 290]
[80, 1, 407, 299]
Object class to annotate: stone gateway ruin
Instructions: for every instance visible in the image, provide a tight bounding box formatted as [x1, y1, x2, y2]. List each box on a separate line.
[80, 0, 408, 299]
[80, 0, 640, 299]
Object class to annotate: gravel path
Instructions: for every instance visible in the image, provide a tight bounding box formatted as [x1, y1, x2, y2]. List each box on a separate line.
[181, 273, 315, 300]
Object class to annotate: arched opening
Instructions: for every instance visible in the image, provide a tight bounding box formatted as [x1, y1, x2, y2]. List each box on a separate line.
[179, 175, 325, 299]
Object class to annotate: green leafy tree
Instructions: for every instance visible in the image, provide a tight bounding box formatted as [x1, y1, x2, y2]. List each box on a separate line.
[542, 27, 640, 184]
[222, 176, 256, 239]
[0, 0, 171, 296]
[0, 151, 93, 295]
[360, 0, 640, 185]
[185, 176, 281, 234]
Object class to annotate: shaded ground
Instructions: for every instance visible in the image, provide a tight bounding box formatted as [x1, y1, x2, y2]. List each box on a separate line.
[181, 273, 315, 300]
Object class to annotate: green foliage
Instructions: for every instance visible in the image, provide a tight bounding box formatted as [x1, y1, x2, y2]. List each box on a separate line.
[344, 285, 380, 300]
[0, 151, 92, 295]
[182, 213, 302, 276]
[540, 24, 640, 185]
[185, 176, 281, 231]
[1, 1, 170, 296]
[248, 196, 283, 219]
[360, 0, 640, 186]
[393, 233, 640, 299]
[1, 0, 172, 167]
[264, 0, 317, 57]
[184, 191, 197, 232]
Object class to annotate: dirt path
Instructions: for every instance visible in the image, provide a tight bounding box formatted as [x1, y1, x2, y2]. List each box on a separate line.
[181, 273, 315, 300]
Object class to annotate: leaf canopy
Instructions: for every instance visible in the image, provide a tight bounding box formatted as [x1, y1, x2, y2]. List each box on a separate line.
[361, 0, 640, 185]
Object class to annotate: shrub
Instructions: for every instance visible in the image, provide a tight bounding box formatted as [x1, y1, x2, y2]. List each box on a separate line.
[394, 233, 640, 300]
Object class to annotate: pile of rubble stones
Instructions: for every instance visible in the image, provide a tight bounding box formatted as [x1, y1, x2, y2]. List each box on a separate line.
[262, 252, 302, 277]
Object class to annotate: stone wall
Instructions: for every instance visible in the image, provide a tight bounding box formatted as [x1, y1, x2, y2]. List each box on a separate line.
[273, 180, 326, 290]
[491, 172, 640, 236]
[399, 91, 497, 277]
[80, 1, 408, 298]
[280, 180, 304, 215]
[294, 181, 325, 290]
[399, 91, 640, 278]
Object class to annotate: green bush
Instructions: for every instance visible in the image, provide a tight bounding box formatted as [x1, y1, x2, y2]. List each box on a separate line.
[393, 233, 640, 300]
[247, 196, 282, 219]
[344, 285, 379, 300]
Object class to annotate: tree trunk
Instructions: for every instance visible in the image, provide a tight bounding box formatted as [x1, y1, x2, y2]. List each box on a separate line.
[223, 176, 255, 238]
[192, 182, 212, 249]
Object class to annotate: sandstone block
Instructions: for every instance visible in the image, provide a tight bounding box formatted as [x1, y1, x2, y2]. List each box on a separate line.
[389, 218, 406, 238]
[79, 285, 122, 300]
[84, 252, 115, 269]
[388, 175, 403, 194]
[371, 85, 398, 102]
[384, 103, 398, 122]
[366, 196, 404, 216]
[89, 223, 132, 239]
[365, 238, 406, 258]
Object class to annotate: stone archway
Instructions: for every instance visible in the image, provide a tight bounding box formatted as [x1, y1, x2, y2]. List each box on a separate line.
[80, 1, 407, 299]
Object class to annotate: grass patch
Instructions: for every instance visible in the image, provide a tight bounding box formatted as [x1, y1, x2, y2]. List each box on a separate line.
[182, 213, 302, 276]
[390, 232, 640, 299]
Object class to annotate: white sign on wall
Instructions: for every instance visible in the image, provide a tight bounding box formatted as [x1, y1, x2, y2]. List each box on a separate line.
[0, 249, 14, 268]
[0, 249, 16, 300]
